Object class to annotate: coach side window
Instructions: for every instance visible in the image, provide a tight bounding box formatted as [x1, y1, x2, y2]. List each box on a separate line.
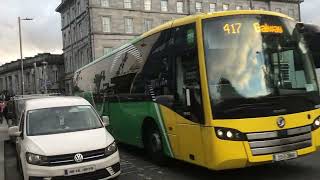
[170, 23, 203, 123]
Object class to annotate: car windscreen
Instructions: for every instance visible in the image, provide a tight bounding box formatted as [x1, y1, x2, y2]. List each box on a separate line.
[26, 105, 103, 136]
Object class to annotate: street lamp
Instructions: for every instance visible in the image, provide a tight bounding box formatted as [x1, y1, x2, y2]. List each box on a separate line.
[18, 16, 33, 95]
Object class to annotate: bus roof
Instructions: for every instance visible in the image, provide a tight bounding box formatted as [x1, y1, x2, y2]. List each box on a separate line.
[75, 10, 293, 74]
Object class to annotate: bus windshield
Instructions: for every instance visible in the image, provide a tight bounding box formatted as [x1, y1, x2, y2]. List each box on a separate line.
[203, 15, 320, 119]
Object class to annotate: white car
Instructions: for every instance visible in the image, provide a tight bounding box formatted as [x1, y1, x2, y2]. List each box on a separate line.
[8, 96, 120, 180]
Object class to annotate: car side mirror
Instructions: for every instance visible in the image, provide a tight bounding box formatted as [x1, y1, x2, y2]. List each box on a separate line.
[102, 116, 110, 126]
[8, 126, 21, 137]
[296, 22, 305, 33]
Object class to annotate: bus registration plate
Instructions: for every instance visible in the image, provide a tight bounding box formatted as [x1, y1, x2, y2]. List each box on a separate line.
[273, 151, 298, 162]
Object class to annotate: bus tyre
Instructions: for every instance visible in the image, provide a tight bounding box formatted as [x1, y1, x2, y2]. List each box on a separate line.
[145, 124, 167, 165]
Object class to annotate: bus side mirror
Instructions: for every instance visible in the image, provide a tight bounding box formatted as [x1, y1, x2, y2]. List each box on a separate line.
[102, 116, 110, 126]
[155, 95, 174, 108]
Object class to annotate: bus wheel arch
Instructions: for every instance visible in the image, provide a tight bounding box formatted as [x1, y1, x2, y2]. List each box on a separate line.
[142, 117, 167, 164]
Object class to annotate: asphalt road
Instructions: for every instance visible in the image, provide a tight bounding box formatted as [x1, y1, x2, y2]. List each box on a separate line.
[3, 141, 320, 180]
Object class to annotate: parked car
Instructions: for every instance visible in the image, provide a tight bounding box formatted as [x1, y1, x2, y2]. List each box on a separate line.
[8, 96, 120, 180]
[6, 94, 62, 127]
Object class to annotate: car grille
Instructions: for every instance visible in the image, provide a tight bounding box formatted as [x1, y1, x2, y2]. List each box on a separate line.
[29, 163, 120, 180]
[247, 126, 312, 156]
[45, 148, 107, 166]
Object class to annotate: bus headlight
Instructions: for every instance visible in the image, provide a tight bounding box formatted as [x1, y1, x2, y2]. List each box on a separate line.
[312, 117, 320, 130]
[215, 127, 246, 141]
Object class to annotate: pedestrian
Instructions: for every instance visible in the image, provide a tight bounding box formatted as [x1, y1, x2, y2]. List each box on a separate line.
[0, 99, 4, 124]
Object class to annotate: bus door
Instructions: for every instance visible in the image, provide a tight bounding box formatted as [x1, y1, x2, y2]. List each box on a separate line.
[170, 23, 205, 165]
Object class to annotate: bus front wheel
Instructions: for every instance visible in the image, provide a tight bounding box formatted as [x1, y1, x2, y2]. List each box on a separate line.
[144, 123, 167, 165]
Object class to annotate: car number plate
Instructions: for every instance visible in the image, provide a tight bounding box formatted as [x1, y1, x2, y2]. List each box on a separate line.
[65, 165, 96, 176]
[273, 151, 298, 162]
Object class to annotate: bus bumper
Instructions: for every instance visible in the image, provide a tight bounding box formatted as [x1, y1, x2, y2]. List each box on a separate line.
[208, 128, 320, 170]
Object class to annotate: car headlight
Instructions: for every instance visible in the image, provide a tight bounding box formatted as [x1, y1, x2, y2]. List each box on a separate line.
[312, 117, 320, 131]
[215, 127, 246, 141]
[26, 152, 48, 165]
[105, 141, 117, 156]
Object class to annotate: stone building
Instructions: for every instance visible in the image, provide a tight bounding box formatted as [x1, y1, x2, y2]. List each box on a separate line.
[56, 0, 303, 94]
[0, 53, 64, 95]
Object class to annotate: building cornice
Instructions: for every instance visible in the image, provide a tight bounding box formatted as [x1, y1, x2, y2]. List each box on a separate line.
[56, 0, 73, 13]
[0, 54, 63, 75]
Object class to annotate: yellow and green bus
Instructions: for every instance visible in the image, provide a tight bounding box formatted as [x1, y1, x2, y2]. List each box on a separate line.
[73, 10, 320, 170]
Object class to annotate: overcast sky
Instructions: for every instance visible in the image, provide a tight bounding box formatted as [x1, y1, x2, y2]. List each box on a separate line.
[0, 0, 319, 65]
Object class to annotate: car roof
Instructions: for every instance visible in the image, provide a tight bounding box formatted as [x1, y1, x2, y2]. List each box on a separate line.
[25, 96, 91, 111]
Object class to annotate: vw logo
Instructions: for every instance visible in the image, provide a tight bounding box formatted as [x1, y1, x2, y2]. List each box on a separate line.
[74, 153, 84, 163]
[277, 117, 286, 128]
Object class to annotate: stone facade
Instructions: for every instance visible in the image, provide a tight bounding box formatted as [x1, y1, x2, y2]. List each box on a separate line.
[0, 53, 64, 95]
[56, 0, 303, 95]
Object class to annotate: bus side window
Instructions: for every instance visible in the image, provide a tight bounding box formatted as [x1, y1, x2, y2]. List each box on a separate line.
[171, 23, 203, 123]
[131, 30, 174, 103]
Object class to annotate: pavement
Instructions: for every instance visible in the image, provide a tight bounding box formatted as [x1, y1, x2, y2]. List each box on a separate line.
[0, 119, 9, 180]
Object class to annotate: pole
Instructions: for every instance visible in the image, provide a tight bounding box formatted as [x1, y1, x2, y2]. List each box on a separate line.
[298, 0, 302, 21]
[18, 17, 24, 95]
[42, 62, 48, 94]
[249, 0, 253, 10]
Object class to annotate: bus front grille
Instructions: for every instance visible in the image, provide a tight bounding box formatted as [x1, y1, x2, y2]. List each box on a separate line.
[246, 126, 312, 156]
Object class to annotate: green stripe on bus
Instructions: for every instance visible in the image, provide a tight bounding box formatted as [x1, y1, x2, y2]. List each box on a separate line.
[154, 103, 174, 158]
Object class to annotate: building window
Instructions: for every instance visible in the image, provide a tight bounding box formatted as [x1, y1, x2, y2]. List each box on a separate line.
[66, 11, 70, 24]
[195, 2, 202, 13]
[103, 47, 113, 55]
[62, 16, 65, 27]
[288, 9, 295, 17]
[72, 7, 76, 19]
[63, 33, 66, 47]
[236, 5, 242, 10]
[144, 0, 152, 11]
[144, 19, 153, 32]
[102, 16, 111, 32]
[68, 30, 71, 45]
[161, 0, 168, 12]
[77, 1, 81, 15]
[223, 4, 229, 11]
[162, 19, 170, 24]
[177, 1, 184, 13]
[73, 26, 76, 42]
[275, 8, 281, 13]
[101, 0, 110, 7]
[209, 3, 216, 13]
[78, 23, 82, 39]
[125, 17, 133, 33]
[124, 0, 132, 9]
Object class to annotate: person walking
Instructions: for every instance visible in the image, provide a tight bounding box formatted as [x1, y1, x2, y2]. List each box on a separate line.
[0, 100, 4, 125]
